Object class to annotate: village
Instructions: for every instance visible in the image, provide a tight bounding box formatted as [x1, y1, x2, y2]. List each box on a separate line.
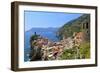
[29, 31, 86, 61]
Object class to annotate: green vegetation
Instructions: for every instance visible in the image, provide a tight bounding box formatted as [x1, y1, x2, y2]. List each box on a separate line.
[30, 34, 39, 43]
[57, 14, 90, 40]
[60, 48, 77, 60]
[60, 42, 90, 60]
[79, 42, 90, 58]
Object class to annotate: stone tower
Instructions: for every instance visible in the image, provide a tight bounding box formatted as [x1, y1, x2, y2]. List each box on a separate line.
[81, 19, 90, 41]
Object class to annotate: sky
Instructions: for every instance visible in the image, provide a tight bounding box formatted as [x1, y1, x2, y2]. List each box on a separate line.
[24, 11, 83, 31]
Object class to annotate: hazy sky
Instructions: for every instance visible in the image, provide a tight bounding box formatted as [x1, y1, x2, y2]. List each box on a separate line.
[24, 11, 83, 31]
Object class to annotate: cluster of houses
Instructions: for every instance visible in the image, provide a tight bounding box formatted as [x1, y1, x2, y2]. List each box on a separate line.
[29, 35, 64, 61]
[29, 30, 86, 61]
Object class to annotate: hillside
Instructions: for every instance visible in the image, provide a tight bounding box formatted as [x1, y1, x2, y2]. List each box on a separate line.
[57, 14, 90, 40]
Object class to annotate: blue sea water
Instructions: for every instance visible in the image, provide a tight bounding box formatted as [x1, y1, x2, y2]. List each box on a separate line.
[24, 28, 59, 62]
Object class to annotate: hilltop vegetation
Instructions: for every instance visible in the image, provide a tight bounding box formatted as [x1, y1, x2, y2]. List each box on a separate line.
[57, 14, 90, 40]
